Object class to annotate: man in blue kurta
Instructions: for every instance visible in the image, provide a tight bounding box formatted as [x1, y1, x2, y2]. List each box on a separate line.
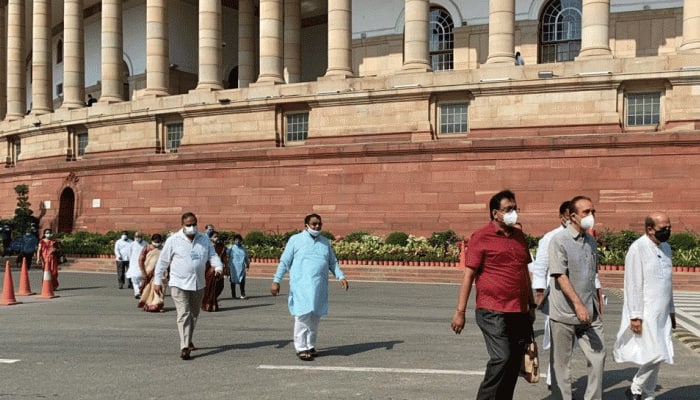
[271, 213, 349, 361]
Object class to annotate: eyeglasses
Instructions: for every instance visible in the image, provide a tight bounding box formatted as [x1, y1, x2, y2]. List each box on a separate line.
[308, 222, 323, 227]
[498, 206, 519, 213]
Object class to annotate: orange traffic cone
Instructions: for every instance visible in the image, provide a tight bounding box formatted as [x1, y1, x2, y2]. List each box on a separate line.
[17, 258, 36, 296]
[1, 260, 22, 306]
[37, 266, 59, 299]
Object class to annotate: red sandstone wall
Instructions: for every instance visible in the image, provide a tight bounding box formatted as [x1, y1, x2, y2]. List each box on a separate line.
[1, 130, 699, 239]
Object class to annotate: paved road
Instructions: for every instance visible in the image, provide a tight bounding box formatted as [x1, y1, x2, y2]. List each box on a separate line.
[1, 271, 699, 400]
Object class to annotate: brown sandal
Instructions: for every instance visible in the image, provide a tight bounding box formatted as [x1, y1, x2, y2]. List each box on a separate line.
[297, 351, 313, 361]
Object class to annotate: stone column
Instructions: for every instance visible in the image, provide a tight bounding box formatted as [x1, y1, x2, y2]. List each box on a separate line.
[577, 0, 612, 58]
[402, 0, 431, 72]
[5, 0, 25, 120]
[63, 0, 86, 109]
[238, 0, 256, 88]
[146, 0, 169, 95]
[100, 0, 123, 102]
[284, 0, 301, 83]
[680, 0, 700, 53]
[485, 0, 515, 64]
[32, 0, 53, 115]
[325, 0, 353, 77]
[0, 5, 6, 119]
[196, 0, 223, 90]
[257, 0, 284, 84]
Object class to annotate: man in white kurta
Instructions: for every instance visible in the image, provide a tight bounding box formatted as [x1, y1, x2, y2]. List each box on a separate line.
[125, 232, 147, 298]
[614, 212, 676, 400]
[271, 214, 349, 361]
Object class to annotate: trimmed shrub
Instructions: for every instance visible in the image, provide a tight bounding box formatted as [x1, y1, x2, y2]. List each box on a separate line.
[385, 231, 409, 246]
[428, 230, 460, 248]
[342, 231, 372, 243]
[668, 231, 698, 251]
[244, 230, 267, 246]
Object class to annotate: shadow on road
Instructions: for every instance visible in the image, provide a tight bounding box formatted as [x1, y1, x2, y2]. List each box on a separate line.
[317, 340, 404, 357]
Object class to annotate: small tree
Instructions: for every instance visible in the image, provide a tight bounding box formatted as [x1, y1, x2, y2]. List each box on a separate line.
[12, 184, 38, 237]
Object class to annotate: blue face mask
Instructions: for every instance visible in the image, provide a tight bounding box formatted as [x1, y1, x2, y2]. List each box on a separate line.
[306, 226, 321, 238]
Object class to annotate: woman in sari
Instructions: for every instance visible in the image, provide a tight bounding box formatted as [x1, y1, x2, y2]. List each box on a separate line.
[201, 231, 227, 312]
[38, 229, 60, 290]
[137, 234, 166, 312]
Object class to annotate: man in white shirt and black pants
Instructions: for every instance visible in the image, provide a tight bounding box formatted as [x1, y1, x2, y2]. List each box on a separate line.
[154, 212, 224, 360]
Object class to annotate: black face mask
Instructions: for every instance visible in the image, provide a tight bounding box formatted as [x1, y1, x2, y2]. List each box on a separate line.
[653, 227, 671, 243]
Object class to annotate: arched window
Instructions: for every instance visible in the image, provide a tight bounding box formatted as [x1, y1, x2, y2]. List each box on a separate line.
[56, 39, 63, 64]
[540, 0, 581, 63]
[429, 7, 453, 71]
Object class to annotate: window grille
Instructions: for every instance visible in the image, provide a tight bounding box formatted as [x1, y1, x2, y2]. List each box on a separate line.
[540, 0, 581, 63]
[626, 93, 660, 126]
[286, 113, 309, 142]
[440, 103, 468, 134]
[77, 133, 88, 157]
[166, 122, 184, 151]
[429, 8, 454, 71]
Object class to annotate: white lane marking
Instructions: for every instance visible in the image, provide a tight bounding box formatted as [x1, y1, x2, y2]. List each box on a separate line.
[259, 365, 479, 375]
[0, 359, 20, 364]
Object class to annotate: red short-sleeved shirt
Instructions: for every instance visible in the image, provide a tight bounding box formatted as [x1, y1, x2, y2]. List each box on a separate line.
[466, 222, 532, 313]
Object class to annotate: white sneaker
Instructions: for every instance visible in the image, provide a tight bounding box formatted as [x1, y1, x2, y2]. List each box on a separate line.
[240, 296, 246, 300]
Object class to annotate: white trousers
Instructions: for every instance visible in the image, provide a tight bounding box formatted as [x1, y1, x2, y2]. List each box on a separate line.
[294, 313, 320, 352]
[130, 276, 143, 296]
[631, 361, 661, 400]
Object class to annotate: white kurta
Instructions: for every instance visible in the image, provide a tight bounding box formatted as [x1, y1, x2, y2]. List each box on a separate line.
[125, 239, 147, 279]
[613, 234, 674, 365]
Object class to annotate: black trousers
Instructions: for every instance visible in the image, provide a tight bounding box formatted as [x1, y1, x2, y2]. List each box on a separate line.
[474, 309, 532, 400]
[230, 278, 246, 298]
[116, 260, 129, 288]
[17, 252, 34, 269]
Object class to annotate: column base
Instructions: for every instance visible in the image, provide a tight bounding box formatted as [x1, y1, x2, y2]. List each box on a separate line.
[576, 48, 614, 60]
[194, 83, 224, 91]
[98, 96, 123, 104]
[30, 108, 52, 116]
[679, 40, 700, 54]
[251, 77, 285, 86]
[400, 62, 432, 73]
[61, 101, 86, 110]
[133, 88, 170, 99]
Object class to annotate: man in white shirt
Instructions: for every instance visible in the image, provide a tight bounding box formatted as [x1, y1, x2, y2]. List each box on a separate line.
[154, 212, 224, 360]
[113, 231, 132, 289]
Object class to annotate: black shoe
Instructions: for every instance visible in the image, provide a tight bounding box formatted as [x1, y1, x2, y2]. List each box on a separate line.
[625, 388, 642, 400]
[134, 294, 141, 299]
[180, 348, 191, 360]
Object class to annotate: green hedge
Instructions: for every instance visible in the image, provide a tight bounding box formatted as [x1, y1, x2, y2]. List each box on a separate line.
[26, 228, 700, 267]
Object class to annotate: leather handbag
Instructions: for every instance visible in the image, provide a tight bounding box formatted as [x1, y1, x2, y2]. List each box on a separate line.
[520, 335, 540, 383]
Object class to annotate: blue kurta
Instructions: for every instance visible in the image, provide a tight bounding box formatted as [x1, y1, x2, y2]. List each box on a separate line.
[273, 231, 345, 317]
[227, 244, 250, 284]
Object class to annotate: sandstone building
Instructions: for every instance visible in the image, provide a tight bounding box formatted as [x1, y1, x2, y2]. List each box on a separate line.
[0, 0, 699, 237]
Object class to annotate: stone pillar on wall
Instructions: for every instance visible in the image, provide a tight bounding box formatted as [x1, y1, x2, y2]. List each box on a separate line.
[680, 0, 700, 53]
[325, 0, 353, 77]
[238, 0, 256, 88]
[402, 0, 432, 72]
[100, 0, 123, 102]
[196, 0, 223, 90]
[0, 5, 6, 119]
[5, 0, 25, 120]
[63, 0, 86, 109]
[485, 0, 515, 64]
[31, 0, 53, 115]
[577, 0, 613, 58]
[257, 0, 284, 84]
[284, 0, 301, 83]
[145, 0, 169, 95]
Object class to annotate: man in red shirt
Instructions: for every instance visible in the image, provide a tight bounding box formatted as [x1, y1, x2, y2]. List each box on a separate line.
[451, 189, 536, 400]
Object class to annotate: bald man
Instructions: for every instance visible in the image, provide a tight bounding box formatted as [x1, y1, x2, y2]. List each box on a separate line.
[613, 212, 677, 400]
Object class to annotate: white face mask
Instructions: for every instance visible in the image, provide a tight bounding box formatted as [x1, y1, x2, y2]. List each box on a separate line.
[121, 235, 127, 240]
[502, 210, 518, 227]
[579, 215, 595, 231]
[306, 226, 321, 237]
[184, 225, 197, 236]
[152, 242, 161, 248]
[45, 233, 53, 238]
